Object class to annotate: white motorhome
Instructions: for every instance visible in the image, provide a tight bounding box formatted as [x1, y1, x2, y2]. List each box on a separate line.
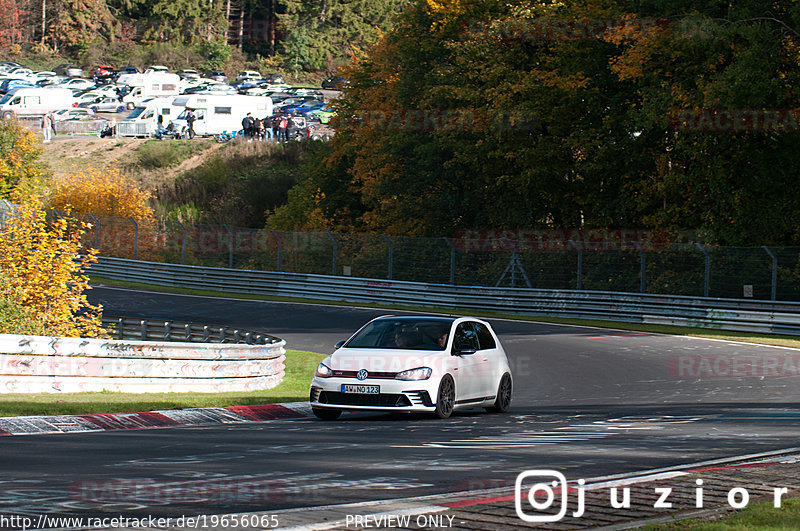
[171, 94, 273, 137]
[115, 97, 183, 137]
[0, 87, 74, 119]
[116, 72, 180, 109]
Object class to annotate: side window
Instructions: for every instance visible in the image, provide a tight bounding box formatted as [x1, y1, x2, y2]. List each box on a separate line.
[453, 323, 479, 352]
[474, 322, 496, 350]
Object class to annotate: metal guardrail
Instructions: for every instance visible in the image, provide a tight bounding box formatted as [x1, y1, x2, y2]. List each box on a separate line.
[90, 256, 800, 336]
[101, 316, 281, 345]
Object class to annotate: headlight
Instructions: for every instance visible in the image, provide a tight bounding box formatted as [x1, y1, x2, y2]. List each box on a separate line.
[315, 363, 333, 378]
[396, 367, 432, 381]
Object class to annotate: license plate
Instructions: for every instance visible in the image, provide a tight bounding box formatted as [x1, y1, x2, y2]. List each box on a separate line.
[341, 384, 380, 394]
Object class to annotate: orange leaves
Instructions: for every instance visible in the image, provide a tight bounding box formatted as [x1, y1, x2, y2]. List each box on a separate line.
[0, 196, 106, 337]
[47, 167, 154, 223]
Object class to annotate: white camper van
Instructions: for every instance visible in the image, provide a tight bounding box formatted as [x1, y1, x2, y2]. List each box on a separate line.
[115, 97, 183, 137]
[0, 87, 74, 119]
[116, 73, 180, 109]
[171, 94, 273, 137]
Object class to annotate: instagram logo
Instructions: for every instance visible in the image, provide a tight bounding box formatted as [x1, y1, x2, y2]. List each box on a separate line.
[515, 470, 585, 522]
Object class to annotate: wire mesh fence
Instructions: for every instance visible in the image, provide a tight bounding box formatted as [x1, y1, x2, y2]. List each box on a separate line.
[5, 203, 800, 301]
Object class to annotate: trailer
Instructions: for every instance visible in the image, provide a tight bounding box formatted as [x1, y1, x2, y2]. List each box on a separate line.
[171, 94, 273, 137]
[116, 73, 180, 109]
[115, 97, 183, 137]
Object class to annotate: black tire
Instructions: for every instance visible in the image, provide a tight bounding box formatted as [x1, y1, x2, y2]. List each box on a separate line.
[126, 102, 134, 110]
[434, 375, 456, 419]
[312, 407, 341, 420]
[2, 111, 13, 120]
[486, 373, 512, 413]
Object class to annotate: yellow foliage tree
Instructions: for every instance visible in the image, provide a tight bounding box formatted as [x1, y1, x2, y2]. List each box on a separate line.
[0, 119, 48, 201]
[47, 168, 154, 222]
[0, 196, 106, 337]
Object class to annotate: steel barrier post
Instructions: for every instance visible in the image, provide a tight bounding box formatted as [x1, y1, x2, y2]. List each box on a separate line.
[223, 225, 233, 269]
[633, 241, 646, 293]
[568, 240, 583, 290]
[444, 237, 456, 285]
[129, 217, 138, 260]
[763, 246, 778, 301]
[694, 243, 710, 297]
[140, 320, 147, 341]
[326, 232, 338, 275]
[175, 220, 187, 265]
[381, 234, 394, 280]
[270, 230, 283, 271]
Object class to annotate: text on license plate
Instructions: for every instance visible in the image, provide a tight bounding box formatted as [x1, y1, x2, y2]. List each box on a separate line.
[341, 384, 380, 394]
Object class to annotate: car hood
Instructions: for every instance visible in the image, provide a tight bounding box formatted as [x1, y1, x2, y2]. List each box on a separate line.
[325, 348, 455, 375]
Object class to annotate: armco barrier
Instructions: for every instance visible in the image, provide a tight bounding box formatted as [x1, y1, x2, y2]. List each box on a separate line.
[0, 333, 286, 394]
[90, 256, 800, 336]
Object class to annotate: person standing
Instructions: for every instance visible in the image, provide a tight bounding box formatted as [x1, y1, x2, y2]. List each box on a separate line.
[41, 113, 52, 143]
[48, 111, 57, 138]
[186, 109, 196, 139]
[242, 112, 254, 141]
[278, 114, 288, 141]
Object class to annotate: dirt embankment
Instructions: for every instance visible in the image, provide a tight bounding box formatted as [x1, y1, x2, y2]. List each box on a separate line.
[39, 136, 223, 181]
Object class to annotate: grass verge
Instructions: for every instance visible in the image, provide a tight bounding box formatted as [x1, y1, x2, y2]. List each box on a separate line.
[0, 350, 325, 418]
[89, 275, 800, 350]
[643, 498, 800, 529]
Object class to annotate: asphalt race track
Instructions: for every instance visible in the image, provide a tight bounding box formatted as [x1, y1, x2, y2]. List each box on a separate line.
[0, 286, 797, 528]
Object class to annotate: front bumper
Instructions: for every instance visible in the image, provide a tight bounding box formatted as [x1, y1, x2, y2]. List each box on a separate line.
[310, 376, 438, 411]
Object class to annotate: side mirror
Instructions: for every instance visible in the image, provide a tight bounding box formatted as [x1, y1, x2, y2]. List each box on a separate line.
[452, 346, 476, 356]
[334, 340, 346, 350]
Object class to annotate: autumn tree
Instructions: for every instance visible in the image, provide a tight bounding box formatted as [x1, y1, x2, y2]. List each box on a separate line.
[0, 119, 48, 201]
[0, 196, 105, 337]
[46, 167, 154, 222]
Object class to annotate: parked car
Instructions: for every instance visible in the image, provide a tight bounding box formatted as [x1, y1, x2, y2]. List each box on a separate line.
[235, 70, 262, 84]
[207, 70, 227, 82]
[0, 79, 35, 94]
[274, 96, 320, 110]
[145, 65, 170, 74]
[59, 78, 95, 91]
[54, 64, 84, 78]
[91, 65, 116, 82]
[281, 99, 325, 115]
[308, 105, 336, 124]
[4, 67, 35, 79]
[177, 69, 201, 80]
[286, 87, 323, 97]
[264, 73, 284, 84]
[79, 97, 127, 113]
[322, 75, 348, 89]
[52, 108, 95, 121]
[309, 315, 513, 419]
[0, 62, 23, 74]
[194, 84, 238, 95]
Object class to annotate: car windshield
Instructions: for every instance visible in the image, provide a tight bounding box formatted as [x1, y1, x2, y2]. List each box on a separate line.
[345, 318, 454, 350]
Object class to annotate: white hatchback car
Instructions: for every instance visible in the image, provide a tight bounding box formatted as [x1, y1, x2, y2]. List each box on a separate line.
[310, 315, 513, 420]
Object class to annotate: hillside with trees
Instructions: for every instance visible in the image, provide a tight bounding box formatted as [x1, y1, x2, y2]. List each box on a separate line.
[267, 0, 800, 246]
[1, 0, 409, 77]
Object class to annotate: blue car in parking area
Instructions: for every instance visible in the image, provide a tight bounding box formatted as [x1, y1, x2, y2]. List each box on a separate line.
[281, 100, 326, 115]
[0, 78, 35, 94]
